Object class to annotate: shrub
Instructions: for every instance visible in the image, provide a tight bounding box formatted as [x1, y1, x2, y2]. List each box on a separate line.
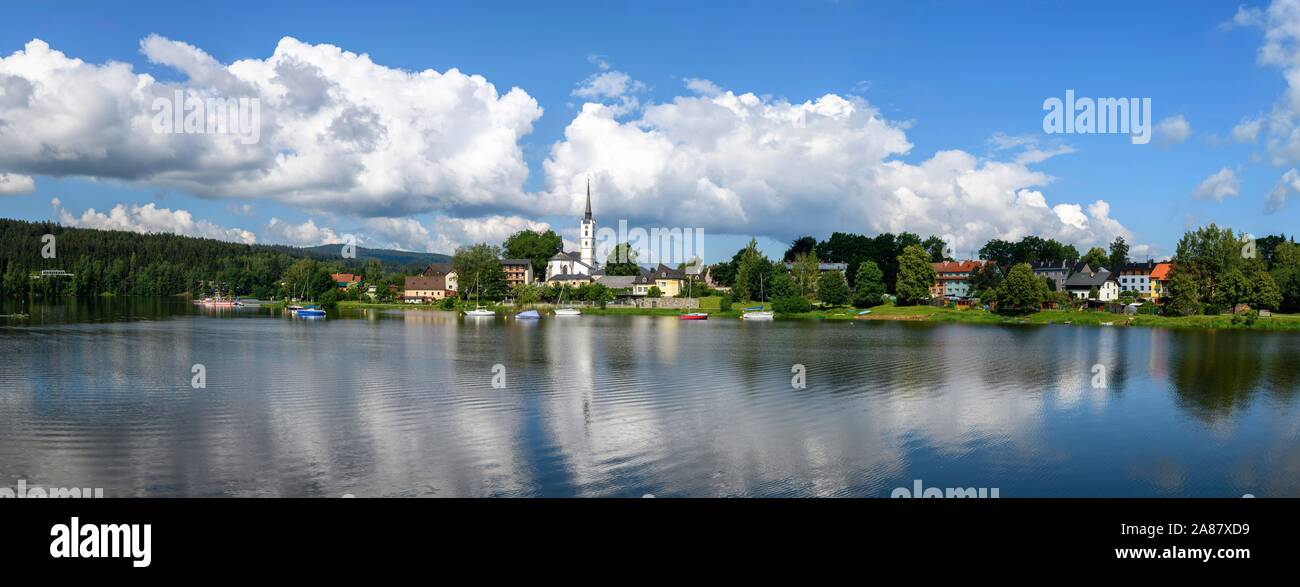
[772, 295, 812, 314]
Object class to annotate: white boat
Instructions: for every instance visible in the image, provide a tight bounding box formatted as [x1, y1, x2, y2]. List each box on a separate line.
[516, 309, 541, 320]
[554, 286, 581, 316]
[741, 274, 774, 320]
[464, 273, 495, 317]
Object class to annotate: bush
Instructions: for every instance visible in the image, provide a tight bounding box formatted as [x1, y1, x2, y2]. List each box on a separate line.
[772, 295, 812, 314]
[439, 297, 457, 310]
[317, 288, 341, 309]
[719, 296, 731, 311]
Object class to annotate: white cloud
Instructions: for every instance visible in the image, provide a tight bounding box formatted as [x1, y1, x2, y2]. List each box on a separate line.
[683, 78, 723, 97]
[1192, 167, 1241, 202]
[1229, 1, 1300, 164]
[572, 69, 645, 117]
[542, 88, 1138, 256]
[263, 217, 340, 246]
[428, 215, 551, 254]
[1267, 168, 1300, 213]
[1154, 115, 1192, 146]
[1231, 116, 1263, 142]
[0, 172, 34, 195]
[52, 197, 256, 244]
[0, 36, 542, 217]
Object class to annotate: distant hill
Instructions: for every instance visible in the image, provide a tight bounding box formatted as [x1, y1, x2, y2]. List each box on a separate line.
[292, 244, 451, 266]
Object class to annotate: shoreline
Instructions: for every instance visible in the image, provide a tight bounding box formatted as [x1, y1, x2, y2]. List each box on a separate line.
[332, 301, 1300, 331]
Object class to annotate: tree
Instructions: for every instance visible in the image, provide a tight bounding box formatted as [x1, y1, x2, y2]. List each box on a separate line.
[791, 252, 820, 296]
[317, 287, 341, 309]
[647, 285, 662, 298]
[895, 245, 935, 305]
[996, 263, 1043, 315]
[967, 262, 1003, 299]
[502, 229, 563, 277]
[1214, 267, 1252, 310]
[1252, 271, 1282, 311]
[783, 236, 817, 262]
[1166, 270, 1203, 316]
[1108, 236, 1130, 274]
[769, 270, 797, 300]
[511, 282, 541, 305]
[1081, 247, 1109, 271]
[1270, 241, 1300, 312]
[452, 243, 508, 300]
[979, 239, 1017, 268]
[816, 270, 850, 307]
[732, 238, 769, 301]
[604, 243, 641, 276]
[852, 261, 886, 308]
[922, 235, 948, 262]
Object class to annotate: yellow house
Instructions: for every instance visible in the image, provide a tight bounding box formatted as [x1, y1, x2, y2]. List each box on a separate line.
[634, 264, 687, 297]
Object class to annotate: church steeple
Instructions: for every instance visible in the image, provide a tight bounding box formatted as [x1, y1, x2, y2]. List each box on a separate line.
[584, 177, 593, 220]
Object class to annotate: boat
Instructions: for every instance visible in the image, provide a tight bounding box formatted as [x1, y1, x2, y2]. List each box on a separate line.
[295, 306, 326, 318]
[554, 286, 581, 316]
[464, 273, 496, 317]
[515, 309, 540, 320]
[741, 275, 776, 320]
[679, 312, 709, 320]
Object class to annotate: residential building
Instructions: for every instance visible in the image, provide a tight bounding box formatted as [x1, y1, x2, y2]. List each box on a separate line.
[594, 274, 638, 294]
[546, 181, 601, 280]
[546, 273, 594, 286]
[501, 259, 534, 288]
[930, 260, 990, 299]
[1151, 262, 1173, 300]
[1064, 265, 1119, 301]
[422, 263, 457, 293]
[639, 264, 686, 297]
[330, 273, 362, 290]
[1118, 260, 1158, 298]
[1029, 260, 1073, 292]
[403, 274, 451, 303]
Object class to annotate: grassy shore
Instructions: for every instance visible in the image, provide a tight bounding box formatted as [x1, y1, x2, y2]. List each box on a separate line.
[332, 300, 1300, 331]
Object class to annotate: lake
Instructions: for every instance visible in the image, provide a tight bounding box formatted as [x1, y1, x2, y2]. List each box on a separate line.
[1, 298, 1297, 497]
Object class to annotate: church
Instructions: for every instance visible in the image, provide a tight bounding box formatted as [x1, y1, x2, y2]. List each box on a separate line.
[545, 180, 600, 281]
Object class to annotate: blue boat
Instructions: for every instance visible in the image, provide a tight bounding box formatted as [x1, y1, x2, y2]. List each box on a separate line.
[295, 306, 326, 318]
[743, 306, 765, 311]
[515, 309, 540, 320]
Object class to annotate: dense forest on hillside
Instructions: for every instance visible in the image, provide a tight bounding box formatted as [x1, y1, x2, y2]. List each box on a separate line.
[0, 219, 433, 299]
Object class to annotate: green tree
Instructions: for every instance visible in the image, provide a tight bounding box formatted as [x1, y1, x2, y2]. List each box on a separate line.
[512, 282, 541, 305]
[604, 243, 642, 276]
[783, 236, 817, 262]
[1214, 267, 1252, 310]
[452, 243, 508, 300]
[1166, 271, 1203, 316]
[1252, 271, 1282, 311]
[769, 270, 797, 300]
[922, 235, 949, 262]
[995, 263, 1043, 315]
[816, 270, 850, 306]
[791, 252, 820, 296]
[967, 262, 1003, 299]
[732, 238, 767, 301]
[894, 245, 936, 306]
[1108, 235, 1130, 274]
[772, 295, 812, 313]
[647, 285, 662, 298]
[1081, 247, 1109, 271]
[502, 229, 563, 277]
[852, 261, 886, 308]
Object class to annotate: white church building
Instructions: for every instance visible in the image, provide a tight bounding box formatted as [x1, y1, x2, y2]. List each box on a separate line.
[546, 181, 600, 280]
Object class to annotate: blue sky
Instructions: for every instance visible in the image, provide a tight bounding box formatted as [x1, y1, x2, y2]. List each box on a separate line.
[1, 1, 1296, 262]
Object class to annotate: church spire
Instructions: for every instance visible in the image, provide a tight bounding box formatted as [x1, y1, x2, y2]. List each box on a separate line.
[584, 176, 593, 220]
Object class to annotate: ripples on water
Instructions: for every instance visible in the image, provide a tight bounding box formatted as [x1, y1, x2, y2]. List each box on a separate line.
[1, 299, 1298, 497]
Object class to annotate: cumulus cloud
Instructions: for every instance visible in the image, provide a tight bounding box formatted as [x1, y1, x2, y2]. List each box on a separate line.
[1231, 116, 1263, 142]
[541, 88, 1137, 256]
[1154, 115, 1192, 146]
[572, 68, 646, 117]
[1192, 167, 1241, 202]
[0, 36, 542, 217]
[1267, 168, 1300, 213]
[428, 215, 551, 254]
[0, 172, 34, 195]
[52, 197, 256, 244]
[263, 217, 341, 246]
[1229, 1, 1300, 164]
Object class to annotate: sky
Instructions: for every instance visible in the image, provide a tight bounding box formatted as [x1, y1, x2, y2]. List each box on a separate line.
[1, 0, 1299, 263]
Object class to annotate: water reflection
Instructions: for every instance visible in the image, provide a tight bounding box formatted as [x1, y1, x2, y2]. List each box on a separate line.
[0, 300, 1297, 497]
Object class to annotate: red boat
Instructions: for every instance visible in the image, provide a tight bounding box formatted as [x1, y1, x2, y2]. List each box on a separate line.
[678, 312, 709, 320]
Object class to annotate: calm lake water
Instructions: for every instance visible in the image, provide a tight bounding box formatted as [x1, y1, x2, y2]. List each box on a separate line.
[1, 298, 1298, 497]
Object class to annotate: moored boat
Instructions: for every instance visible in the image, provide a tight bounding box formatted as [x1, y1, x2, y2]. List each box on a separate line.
[554, 308, 581, 316]
[516, 309, 540, 319]
[295, 306, 326, 318]
[679, 312, 709, 320]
